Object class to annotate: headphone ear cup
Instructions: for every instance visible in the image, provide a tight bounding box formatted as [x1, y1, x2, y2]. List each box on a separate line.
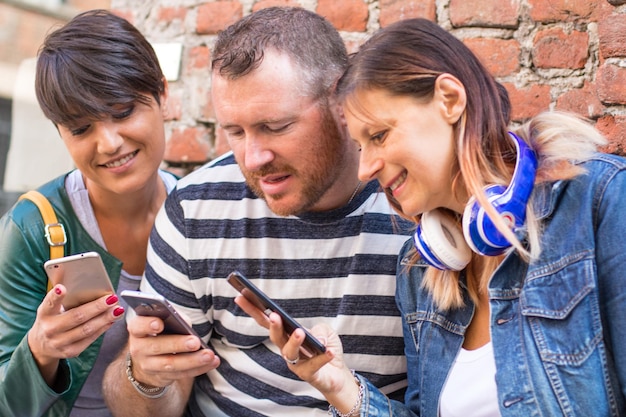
[462, 184, 511, 256]
[462, 132, 538, 257]
[414, 210, 472, 271]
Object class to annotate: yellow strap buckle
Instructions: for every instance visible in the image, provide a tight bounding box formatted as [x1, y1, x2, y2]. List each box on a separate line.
[44, 222, 67, 247]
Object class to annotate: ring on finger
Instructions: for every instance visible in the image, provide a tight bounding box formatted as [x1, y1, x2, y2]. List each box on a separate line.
[282, 353, 300, 365]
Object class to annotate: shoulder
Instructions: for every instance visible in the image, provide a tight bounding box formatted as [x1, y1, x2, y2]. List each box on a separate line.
[7, 173, 73, 226]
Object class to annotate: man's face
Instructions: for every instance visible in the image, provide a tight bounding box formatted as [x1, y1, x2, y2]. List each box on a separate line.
[211, 51, 348, 216]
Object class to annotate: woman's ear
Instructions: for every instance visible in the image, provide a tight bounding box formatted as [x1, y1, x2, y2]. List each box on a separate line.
[434, 74, 466, 125]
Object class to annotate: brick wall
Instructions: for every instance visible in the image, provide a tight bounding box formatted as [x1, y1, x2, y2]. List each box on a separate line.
[111, 0, 626, 175]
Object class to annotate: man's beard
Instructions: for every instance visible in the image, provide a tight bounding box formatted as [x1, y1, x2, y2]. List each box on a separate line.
[241, 105, 347, 217]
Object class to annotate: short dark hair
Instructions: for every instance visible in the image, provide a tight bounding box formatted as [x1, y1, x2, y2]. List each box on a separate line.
[212, 7, 348, 99]
[35, 9, 165, 126]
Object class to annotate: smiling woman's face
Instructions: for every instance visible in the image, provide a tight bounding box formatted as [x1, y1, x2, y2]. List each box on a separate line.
[57, 92, 167, 197]
[345, 87, 463, 216]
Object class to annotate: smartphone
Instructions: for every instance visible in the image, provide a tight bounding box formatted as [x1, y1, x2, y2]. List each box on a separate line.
[120, 290, 209, 350]
[227, 271, 326, 358]
[44, 251, 114, 310]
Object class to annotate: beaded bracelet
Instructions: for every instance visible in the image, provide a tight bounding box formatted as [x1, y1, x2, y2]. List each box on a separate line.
[327, 370, 364, 417]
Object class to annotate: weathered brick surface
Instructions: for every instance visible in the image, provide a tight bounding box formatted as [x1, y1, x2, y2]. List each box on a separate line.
[379, 0, 436, 27]
[597, 64, 626, 105]
[532, 27, 589, 69]
[598, 14, 626, 59]
[464, 38, 521, 77]
[196, 2, 243, 34]
[29, 0, 621, 169]
[504, 83, 552, 122]
[449, 0, 519, 28]
[317, 0, 368, 32]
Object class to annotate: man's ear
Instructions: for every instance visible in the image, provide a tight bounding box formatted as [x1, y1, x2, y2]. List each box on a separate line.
[434, 73, 466, 125]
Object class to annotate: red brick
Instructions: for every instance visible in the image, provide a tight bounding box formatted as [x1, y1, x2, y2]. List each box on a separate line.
[598, 14, 626, 59]
[595, 115, 626, 156]
[164, 89, 183, 121]
[157, 6, 187, 23]
[597, 64, 626, 105]
[503, 83, 552, 122]
[528, 0, 596, 22]
[252, 0, 302, 12]
[196, 2, 243, 35]
[449, 0, 519, 28]
[317, 0, 368, 32]
[532, 27, 588, 69]
[555, 81, 604, 119]
[164, 127, 211, 163]
[188, 45, 211, 72]
[463, 38, 520, 77]
[214, 125, 232, 158]
[379, 0, 436, 27]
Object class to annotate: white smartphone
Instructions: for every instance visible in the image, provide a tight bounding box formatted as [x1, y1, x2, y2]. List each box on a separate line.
[120, 290, 209, 350]
[44, 251, 115, 310]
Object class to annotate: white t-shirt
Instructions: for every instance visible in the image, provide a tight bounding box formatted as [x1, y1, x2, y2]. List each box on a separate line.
[439, 342, 501, 417]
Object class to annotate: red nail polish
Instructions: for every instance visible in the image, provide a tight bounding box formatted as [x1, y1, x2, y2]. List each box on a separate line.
[54, 287, 62, 295]
[113, 306, 125, 317]
[106, 294, 118, 305]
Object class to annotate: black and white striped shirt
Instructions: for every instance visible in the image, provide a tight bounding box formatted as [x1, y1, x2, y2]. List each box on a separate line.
[141, 152, 412, 416]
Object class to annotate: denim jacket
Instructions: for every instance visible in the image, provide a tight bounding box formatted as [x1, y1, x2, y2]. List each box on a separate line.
[360, 153, 626, 417]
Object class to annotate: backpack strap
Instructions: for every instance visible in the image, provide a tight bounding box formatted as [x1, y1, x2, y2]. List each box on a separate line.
[18, 190, 67, 291]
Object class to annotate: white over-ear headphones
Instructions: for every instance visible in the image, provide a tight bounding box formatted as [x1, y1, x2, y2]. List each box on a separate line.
[413, 132, 537, 270]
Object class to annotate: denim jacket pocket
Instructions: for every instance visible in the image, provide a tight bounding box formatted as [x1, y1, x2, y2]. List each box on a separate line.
[520, 253, 602, 366]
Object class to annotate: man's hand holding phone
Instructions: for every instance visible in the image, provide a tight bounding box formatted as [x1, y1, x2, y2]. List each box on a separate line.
[120, 290, 220, 389]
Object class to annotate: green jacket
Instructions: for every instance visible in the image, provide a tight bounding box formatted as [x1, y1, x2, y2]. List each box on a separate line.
[0, 173, 123, 416]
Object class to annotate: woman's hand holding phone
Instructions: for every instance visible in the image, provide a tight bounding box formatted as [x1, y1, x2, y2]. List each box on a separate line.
[234, 294, 357, 402]
[27, 283, 125, 387]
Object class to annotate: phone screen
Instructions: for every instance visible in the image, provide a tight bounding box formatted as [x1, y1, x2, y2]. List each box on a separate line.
[227, 271, 326, 358]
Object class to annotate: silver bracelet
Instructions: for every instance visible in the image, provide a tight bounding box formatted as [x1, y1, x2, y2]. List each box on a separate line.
[327, 370, 364, 417]
[125, 352, 170, 399]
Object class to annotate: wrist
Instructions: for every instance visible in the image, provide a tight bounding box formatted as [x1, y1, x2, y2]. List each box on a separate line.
[125, 352, 170, 399]
[327, 370, 363, 417]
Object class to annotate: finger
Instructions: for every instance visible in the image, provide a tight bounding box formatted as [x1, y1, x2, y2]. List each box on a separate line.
[55, 295, 124, 335]
[128, 316, 206, 357]
[131, 348, 220, 387]
[235, 295, 271, 329]
[267, 312, 290, 348]
[38, 284, 67, 317]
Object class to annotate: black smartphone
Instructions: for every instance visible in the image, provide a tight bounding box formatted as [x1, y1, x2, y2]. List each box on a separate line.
[120, 290, 209, 350]
[44, 251, 114, 310]
[227, 271, 326, 358]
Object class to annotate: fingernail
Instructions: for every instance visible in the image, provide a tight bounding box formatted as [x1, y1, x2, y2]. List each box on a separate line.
[113, 306, 125, 317]
[186, 337, 198, 350]
[54, 286, 62, 295]
[150, 320, 160, 330]
[106, 294, 118, 305]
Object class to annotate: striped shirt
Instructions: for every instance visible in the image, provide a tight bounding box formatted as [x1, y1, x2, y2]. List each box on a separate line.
[141, 152, 412, 416]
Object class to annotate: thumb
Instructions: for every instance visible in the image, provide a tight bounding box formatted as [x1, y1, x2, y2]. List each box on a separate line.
[43, 284, 67, 314]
